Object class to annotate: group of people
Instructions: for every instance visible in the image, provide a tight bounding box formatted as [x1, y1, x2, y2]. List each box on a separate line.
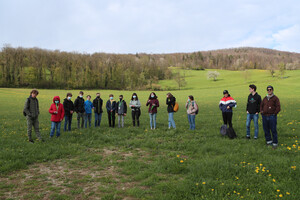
[219, 84, 281, 148]
[23, 84, 280, 149]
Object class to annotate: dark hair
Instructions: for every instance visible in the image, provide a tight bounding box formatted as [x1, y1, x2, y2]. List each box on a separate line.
[87, 95, 91, 98]
[109, 94, 114, 97]
[167, 92, 173, 98]
[30, 89, 39, 95]
[96, 92, 100, 95]
[79, 91, 84, 95]
[188, 95, 194, 101]
[249, 84, 257, 91]
[267, 85, 274, 90]
[119, 95, 123, 98]
[149, 92, 157, 99]
[131, 93, 139, 100]
[66, 92, 72, 97]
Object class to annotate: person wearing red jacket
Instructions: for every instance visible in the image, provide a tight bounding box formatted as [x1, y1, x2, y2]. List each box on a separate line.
[49, 96, 65, 138]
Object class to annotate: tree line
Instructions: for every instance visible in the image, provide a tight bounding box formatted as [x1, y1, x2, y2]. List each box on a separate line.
[1, 46, 299, 89]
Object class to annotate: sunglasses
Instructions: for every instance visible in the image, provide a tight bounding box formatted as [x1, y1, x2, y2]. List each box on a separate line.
[267, 89, 273, 91]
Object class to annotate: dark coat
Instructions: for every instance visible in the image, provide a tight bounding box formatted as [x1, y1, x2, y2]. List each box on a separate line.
[93, 97, 103, 114]
[166, 96, 176, 113]
[260, 95, 281, 116]
[106, 100, 117, 112]
[246, 93, 261, 114]
[74, 96, 85, 113]
[63, 98, 74, 117]
[146, 99, 159, 113]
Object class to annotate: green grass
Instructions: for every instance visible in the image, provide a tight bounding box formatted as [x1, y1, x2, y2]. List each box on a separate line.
[0, 69, 299, 199]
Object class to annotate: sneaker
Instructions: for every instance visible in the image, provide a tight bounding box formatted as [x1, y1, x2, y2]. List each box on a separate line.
[246, 136, 250, 139]
[29, 139, 34, 143]
[272, 144, 278, 149]
[254, 137, 258, 140]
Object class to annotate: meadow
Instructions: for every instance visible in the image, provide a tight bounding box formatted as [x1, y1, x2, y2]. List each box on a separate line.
[0, 69, 299, 199]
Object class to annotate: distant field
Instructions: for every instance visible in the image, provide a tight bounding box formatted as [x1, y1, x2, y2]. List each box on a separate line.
[0, 69, 299, 199]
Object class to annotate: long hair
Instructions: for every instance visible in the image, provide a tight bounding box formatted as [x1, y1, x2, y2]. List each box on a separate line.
[131, 93, 139, 100]
[167, 92, 173, 99]
[148, 92, 157, 99]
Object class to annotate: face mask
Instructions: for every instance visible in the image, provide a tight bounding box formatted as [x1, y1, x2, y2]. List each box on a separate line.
[79, 95, 83, 98]
[188, 99, 190, 102]
[68, 97, 71, 100]
[55, 100, 59, 104]
[97, 96, 100, 98]
[133, 96, 136, 99]
[151, 95, 154, 98]
[110, 97, 113, 100]
[119, 98, 123, 101]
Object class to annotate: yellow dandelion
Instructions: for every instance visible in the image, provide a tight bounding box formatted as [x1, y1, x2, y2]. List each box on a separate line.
[180, 160, 184, 163]
[202, 182, 206, 185]
[273, 179, 276, 182]
[269, 174, 272, 176]
[259, 163, 263, 166]
[277, 189, 280, 192]
[177, 155, 180, 158]
[211, 189, 214, 191]
[258, 191, 261, 194]
[279, 194, 283, 197]
[286, 192, 290, 195]
[195, 183, 199, 186]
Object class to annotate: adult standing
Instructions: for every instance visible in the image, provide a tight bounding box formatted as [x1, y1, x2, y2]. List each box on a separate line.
[129, 93, 141, 127]
[63, 93, 74, 131]
[260, 85, 281, 148]
[246, 84, 261, 139]
[219, 90, 237, 128]
[185, 95, 198, 130]
[166, 93, 176, 129]
[146, 92, 159, 130]
[23, 89, 43, 143]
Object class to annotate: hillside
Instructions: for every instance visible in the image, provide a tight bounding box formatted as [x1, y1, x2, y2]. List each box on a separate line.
[0, 46, 299, 89]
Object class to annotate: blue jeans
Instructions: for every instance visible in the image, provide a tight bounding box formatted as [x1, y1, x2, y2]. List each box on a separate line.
[84, 113, 92, 128]
[246, 113, 259, 138]
[149, 113, 157, 129]
[262, 115, 278, 145]
[95, 113, 102, 127]
[187, 114, 195, 130]
[168, 112, 176, 128]
[50, 122, 61, 137]
[64, 115, 72, 131]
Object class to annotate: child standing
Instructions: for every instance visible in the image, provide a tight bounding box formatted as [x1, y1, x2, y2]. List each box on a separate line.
[106, 94, 117, 128]
[185, 95, 198, 130]
[117, 95, 127, 128]
[63, 93, 74, 131]
[129, 93, 141, 127]
[49, 96, 65, 138]
[93, 93, 103, 127]
[84, 95, 94, 128]
[74, 91, 85, 129]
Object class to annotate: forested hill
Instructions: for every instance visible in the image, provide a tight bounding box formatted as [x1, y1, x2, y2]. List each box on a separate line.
[1, 46, 299, 89]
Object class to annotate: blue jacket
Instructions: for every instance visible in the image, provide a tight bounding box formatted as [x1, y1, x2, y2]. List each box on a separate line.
[219, 96, 237, 113]
[84, 100, 94, 114]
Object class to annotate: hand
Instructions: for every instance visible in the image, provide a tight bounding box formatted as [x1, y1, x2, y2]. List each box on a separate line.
[227, 106, 230, 109]
[247, 111, 249, 114]
[153, 104, 156, 106]
[70, 111, 73, 114]
[54, 111, 58, 114]
[255, 112, 258, 115]
[148, 100, 151, 103]
[124, 113, 127, 116]
[111, 110, 113, 112]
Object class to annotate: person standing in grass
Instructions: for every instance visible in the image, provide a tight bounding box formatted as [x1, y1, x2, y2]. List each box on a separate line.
[166, 93, 176, 129]
[63, 93, 74, 131]
[146, 92, 159, 130]
[129, 93, 141, 127]
[23, 89, 43, 143]
[117, 95, 127, 128]
[185, 95, 198, 130]
[74, 91, 85, 129]
[84, 95, 94, 128]
[93, 93, 103, 127]
[219, 90, 237, 128]
[106, 94, 117, 128]
[49, 96, 65, 138]
[246, 84, 262, 139]
[260, 85, 281, 148]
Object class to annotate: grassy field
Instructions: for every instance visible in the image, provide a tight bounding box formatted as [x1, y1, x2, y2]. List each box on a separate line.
[0, 69, 299, 199]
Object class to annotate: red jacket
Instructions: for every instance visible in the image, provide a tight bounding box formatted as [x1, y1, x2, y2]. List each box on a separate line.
[49, 96, 65, 122]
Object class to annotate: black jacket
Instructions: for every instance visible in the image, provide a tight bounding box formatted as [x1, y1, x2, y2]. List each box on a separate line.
[74, 96, 85, 113]
[63, 98, 74, 116]
[246, 93, 261, 114]
[93, 97, 103, 114]
[166, 96, 176, 113]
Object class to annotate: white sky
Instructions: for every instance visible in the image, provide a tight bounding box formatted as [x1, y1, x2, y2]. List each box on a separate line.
[1, 0, 300, 54]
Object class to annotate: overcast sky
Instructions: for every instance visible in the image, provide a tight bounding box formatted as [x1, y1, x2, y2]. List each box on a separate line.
[1, 0, 300, 54]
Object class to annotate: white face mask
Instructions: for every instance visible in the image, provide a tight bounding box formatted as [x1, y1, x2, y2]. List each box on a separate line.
[133, 96, 136, 99]
[68, 97, 72, 100]
[151, 95, 154, 98]
[79, 95, 83, 98]
[110, 97, 113, 100]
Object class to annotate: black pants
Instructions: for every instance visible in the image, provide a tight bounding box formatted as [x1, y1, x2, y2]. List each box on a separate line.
[132, 110, 140, 126]
[222, 112, 233, 128]
[108, 111, 115, 127]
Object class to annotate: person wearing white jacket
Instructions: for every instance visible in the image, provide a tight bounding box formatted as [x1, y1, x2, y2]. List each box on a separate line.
[129, 93, 141, 127]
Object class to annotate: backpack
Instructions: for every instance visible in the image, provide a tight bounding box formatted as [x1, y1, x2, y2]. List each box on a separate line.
[220, 124, 227, 136]
[226, 127, 237, 139]
[192, 102, 199, 115]
[173, 102, 179, 112]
